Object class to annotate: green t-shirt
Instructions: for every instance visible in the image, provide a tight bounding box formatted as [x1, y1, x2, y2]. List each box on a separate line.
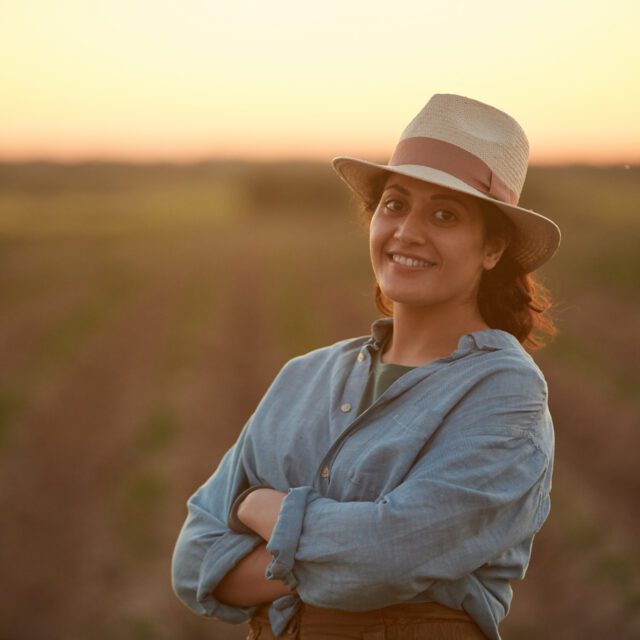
[356, 337, 415, 416]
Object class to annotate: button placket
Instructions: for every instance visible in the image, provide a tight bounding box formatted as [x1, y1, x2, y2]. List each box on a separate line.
[314, 342, 373, 487]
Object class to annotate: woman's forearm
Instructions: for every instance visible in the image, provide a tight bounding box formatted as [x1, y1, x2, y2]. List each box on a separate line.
[237, 488, 287, 541]
[213, 489, 291, 607]
[212, 543, 295, 607]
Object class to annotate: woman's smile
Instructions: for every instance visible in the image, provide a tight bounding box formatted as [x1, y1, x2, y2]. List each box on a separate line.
[388, 253, 437, 269]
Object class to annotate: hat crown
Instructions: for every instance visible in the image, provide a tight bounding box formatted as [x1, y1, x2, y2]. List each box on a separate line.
[398, 94, 529, 200]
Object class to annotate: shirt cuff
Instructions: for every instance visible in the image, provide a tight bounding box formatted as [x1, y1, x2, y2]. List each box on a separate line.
[265, 486, 315, 590]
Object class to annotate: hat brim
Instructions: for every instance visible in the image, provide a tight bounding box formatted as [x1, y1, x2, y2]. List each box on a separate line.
[332, 156, 561, 273]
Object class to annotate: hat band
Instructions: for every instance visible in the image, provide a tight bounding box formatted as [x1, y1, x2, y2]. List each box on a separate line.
[389, 136, 519, 205]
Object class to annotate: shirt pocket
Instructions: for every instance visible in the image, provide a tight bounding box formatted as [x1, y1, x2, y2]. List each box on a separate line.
[343, 414, 437, 501]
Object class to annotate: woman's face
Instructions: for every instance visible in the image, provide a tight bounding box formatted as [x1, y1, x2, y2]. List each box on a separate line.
[369, 174, 504, 313]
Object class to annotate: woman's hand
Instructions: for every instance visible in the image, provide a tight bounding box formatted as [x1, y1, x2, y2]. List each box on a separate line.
[237, 488, 287, 541]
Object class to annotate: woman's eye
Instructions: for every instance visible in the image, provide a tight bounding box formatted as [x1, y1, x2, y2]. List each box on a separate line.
[384, 198, 404, 212]
[433, 209, 456, 223]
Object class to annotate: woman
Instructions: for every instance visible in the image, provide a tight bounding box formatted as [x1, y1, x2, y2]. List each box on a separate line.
[171, 94, 561, 640]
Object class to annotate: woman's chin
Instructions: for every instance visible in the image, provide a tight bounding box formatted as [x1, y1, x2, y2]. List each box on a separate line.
[380, 290, 436, 309]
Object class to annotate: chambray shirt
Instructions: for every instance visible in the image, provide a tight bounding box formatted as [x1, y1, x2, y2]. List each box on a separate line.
[171, 318, 555, 639]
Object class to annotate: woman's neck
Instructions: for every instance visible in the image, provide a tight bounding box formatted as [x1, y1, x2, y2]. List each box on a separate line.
[381, 302, 490, 367]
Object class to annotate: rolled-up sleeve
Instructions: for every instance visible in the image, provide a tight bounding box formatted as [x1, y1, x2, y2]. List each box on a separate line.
[171, 419, 263, 621]
[265, 367, 553, 609]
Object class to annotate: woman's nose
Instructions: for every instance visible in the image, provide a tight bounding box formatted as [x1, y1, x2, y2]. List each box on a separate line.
[393, 209, 425, 244]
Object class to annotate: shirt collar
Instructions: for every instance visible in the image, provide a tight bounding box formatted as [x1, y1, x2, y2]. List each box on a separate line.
[367, 317, 521, 354]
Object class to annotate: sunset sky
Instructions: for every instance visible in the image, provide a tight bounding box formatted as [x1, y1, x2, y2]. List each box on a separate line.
[2, 0, 639, 164]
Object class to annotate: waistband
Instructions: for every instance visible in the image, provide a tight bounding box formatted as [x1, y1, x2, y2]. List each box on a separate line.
[252, 600, 476, 626]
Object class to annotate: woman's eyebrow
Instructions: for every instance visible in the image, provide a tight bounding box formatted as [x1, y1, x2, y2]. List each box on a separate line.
[383, 183, 411, 195]
[383, 184, 467, 208]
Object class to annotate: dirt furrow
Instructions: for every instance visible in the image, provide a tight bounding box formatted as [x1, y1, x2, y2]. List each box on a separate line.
[0, 250, 195, 638]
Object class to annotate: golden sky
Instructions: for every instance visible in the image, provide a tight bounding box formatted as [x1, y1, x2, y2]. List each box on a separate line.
[2, 0, 639, 163]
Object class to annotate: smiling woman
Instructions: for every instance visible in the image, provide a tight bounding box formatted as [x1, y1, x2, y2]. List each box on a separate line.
[171, 94, 562, 640]
[366, 176, 556, 354]
[368, 176, 506, 364]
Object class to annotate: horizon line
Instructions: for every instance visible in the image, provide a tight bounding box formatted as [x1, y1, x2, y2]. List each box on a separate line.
[0, 154, 638, 169]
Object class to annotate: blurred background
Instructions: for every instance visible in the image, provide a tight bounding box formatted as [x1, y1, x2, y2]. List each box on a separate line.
[0, 1, 639, 639]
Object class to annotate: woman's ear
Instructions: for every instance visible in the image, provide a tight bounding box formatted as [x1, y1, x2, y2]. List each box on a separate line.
[482, 236, 508, 271]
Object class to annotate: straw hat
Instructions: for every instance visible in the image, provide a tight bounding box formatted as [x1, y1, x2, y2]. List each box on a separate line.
[332, 94, 561, 273]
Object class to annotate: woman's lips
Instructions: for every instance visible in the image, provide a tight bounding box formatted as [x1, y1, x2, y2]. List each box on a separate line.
[389, 253, 436, 268]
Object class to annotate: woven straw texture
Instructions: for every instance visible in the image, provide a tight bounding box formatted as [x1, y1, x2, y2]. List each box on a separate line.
[399, 94, 529, 198]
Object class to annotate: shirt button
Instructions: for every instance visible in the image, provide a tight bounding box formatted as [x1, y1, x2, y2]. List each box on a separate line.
[320, 466, 330, 479]
[357, 352, 365, 362]
[340, 403, 352, 412]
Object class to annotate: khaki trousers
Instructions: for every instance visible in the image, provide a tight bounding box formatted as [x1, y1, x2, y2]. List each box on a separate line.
[246, 601, 488, 639]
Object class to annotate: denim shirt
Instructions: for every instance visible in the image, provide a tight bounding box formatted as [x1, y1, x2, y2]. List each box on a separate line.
[171, 318, 554, 640]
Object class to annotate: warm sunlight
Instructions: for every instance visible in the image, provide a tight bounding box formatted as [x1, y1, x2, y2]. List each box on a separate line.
[2, 0, 639, 163]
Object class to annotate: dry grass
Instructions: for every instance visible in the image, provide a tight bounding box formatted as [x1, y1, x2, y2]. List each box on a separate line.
[0, 161, 638, 639]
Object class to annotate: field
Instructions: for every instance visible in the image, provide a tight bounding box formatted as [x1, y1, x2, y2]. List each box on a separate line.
[0, 161, 638, 639]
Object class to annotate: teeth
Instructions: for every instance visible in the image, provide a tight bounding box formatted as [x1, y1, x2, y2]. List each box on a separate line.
[392, 254, 434, 268]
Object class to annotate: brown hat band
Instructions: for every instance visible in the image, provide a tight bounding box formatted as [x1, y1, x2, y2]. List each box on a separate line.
[389, 137, 519, 205]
